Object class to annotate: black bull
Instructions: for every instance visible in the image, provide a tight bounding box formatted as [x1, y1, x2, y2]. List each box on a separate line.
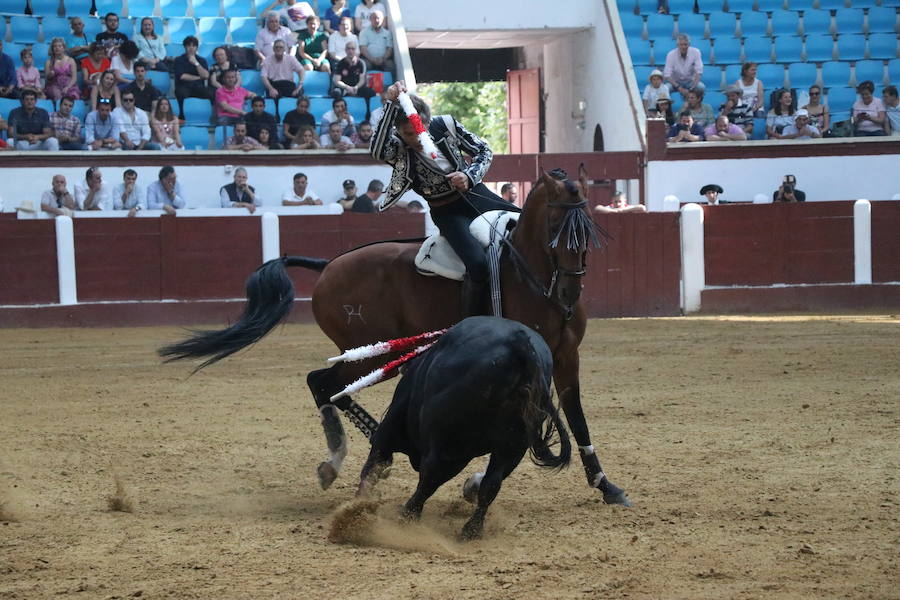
[356, 316, 572, 539]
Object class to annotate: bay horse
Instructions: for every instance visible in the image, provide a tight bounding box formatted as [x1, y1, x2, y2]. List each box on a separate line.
[159, 170, 631, 507]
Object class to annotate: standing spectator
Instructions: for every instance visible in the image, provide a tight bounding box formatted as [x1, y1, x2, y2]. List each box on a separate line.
[215, 69, 255, 125]
[174, 36, 212, 121]
[135, 17, 168, 72]
[351, 120, 373, 147]
[319, 96, 355, 136]
[111, 40, 140, 87]
[500, 183, 518, 203]
[355, 0, 387, 32]
[113, 91, 160, 150]
[852, 80, 887, 137]
[735, 62, 764, 116]
[766, 89, 796, 139]
[282, 96, 316, 145]
[96, 13, 129, 58]
[208, 46, 242, 91]
[147, 165, 186, 214]
[699, 184, 725, 205]
[125, 62, 161, 114]
[642, 69, 669, 112]
[336, 178, 357, 209]
[68, 17, 91, 61]
[224, 121, 264, 151]
[44, 38, 80, 102]
[349, 179, 383, 213]
[50, 96, 85, 150]
[85, 97, 122, 150]
[883, 85, 900, 136]
[331, 42, 375, 118]
[679, 89, 714, 129]
[719, 84, 754, 136]
[802, 84, 829, 134]
[151, 97, 184, 150]
[255, 12, 295, 64]
[90, 70, 121, 111]
[245, 96, 280, 147]
[261, 39, 305, 101]
[320, 120, 353, 150]
[282, 172, 322, 205]
[75, 166, 113, 210]
[80, 42, 111, 93]
[324, 0, 352, 34]
[17, 48, 45, 99]
[666, 111, 704, 142]
[703, 115, 747, 141]
[780, 109, 821, 140]
[220, 167, 261, 212]
[8, 90, 59, 150]
[0, 40, 16, 99]
[291, 125, 320, 149]
[296, 15, 331, 73]
[40, 174, 77, 216]
[359, 10, 394, 73]
[773, 174, 805, 202]
[663, 34, 704, 99]
[262, 0, 315, 32]
[112, 169, 147, 216]
[369, 88, 389, 127]
[328, 17, 359, 65]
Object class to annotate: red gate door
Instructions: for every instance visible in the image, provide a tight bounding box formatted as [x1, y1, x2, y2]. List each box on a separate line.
[507, 68, 540, 154]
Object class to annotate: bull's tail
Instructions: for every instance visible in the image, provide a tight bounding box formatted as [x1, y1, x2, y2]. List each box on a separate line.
[158, 255, 328, 371]
[519, 344, 571, 472]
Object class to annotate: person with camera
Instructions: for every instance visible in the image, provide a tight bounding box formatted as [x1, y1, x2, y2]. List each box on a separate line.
[773, 175, 805, 203]
[666, 111, 704, 143]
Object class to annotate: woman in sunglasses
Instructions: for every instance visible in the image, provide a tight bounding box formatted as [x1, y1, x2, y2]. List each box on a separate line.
[802, 85, 829, 134]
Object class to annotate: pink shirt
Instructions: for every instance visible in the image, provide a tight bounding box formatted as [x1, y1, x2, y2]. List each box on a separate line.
[16, 65, 42, 88]
[704, 123, 744, 138]
[663, 47, 703, 84]
[852, 97, 886, 133]
[261, 54, 304, 83]
[215, 85, 252, 117]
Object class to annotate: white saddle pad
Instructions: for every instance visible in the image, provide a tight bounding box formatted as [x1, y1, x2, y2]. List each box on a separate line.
[414, 210, 519, 281]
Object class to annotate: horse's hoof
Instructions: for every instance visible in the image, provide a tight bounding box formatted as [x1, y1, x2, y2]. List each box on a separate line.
[462, 477, 480, 504]
[603, 490, 633, 507]
[379, 466, 392, 480]
[460, 522, 484, 541]
[317, 462, 338, 490]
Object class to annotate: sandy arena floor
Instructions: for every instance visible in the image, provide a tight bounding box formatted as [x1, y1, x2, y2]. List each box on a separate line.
[0, 315, 898, 599]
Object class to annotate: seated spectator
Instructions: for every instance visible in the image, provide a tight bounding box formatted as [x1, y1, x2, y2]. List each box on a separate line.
[112, 168, 147, 216]
[85, 97, 122, 150]
[50, 96, 85, 150]
[369, 88, 388, 127]
[44, 37, 80, 102]
[336, 178, 357, 209]
[664, 34, 704, 99]
[220, 167, 261, 212]
[679, 89, 714, 129]
[256, 12, 296, 64]
[699, 184, 725, 205]
[331, 42, 375, 117]
[125, 62, 161, 114]
[719, 84, 753, 136]
[657, 0, 669, 14]
[349, 179, 382, 213]
[500, 183, 518, 203]
[0, 40, 15, 99]
[319, 97, 355, 136]
[282, 172, 322, 205]
[883, 85, 900, 136]
[735, 62, 764, 117]
[262, 0, 315, 32]
[595, 190, 647, 213]
[111, 40, 140, 87]
[654, 97, 675, 126]
[174, 36, 212, 121]
[81, 42, 111, 93]
[852, 80, 887, 137]
[40, 174, 77, 216]
[67, 17, 91, 61]
[780, 109, 821, 140]
[359, 10, 394, 73]
[282, 96, 316, 145]
[208, 46, 242, 91]
[642, 69, 668, 112]
[257, 127, 277, 149]
[704, 115, 747, 141]
[8, 90, 59, 150]
[324, 0, 352, 34]
[17, 48, 45, 99]
[96, 13, 128, 58]
[352, 120, 373, 148]
[75, 166, 112, 210]
[773, 174, 805, 202]
[296, 15, 331, 73]
[215, 69, 256, 125]
[224, 121, 264, 151]
[135, 17, 168, 72]
[261, 39, 305, 101]
[766, 89, 796, 139]
[320, 121, 353, 150]
[328, 17, 359, 65]
[113, 90, 160, 150]
[355, 0, 387, 32]
[666, 111, 704, 142]
[147, 165, 186, 214]
[90, 70, 121, 111]
[292, 125, 320, 149]
[245, 96, 280, 147]
[151, 97, 184, 150]
[802, 85, 829, 134]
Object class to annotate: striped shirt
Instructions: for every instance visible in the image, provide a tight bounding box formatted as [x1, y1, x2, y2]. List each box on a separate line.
[50, 111, 83, 141]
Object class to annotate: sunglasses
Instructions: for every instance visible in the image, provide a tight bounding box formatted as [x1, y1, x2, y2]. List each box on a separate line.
[809, 92, 820, 96]
[122, 97, 135, 102]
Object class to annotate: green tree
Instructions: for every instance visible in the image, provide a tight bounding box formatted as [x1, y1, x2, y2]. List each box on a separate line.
[417, 81, 508, 154]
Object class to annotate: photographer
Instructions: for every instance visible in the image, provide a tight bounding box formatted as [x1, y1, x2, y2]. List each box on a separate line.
[773, 174, 806, 203]
[220, 167, 261, 213]
[666, 112, 704, 143]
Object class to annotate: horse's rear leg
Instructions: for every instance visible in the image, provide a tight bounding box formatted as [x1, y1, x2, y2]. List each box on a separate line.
[308, 367, 351, 490]
[460, 449, 525, 540]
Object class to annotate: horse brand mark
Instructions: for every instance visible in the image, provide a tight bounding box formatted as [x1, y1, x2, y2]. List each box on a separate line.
[343, 305, 365, 324]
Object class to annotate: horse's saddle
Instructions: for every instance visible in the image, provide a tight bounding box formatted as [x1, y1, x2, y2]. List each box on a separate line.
[414, 210, 519, 281]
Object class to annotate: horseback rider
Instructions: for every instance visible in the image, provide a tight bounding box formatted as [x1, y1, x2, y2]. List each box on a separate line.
[370, 80, 520, 316]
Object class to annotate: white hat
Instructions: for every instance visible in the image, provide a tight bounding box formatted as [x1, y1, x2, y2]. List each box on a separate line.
[795, 109, 809, 117]
[649, 69, 664, 81]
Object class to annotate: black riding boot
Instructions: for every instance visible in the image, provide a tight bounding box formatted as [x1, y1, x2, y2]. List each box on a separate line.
[461, 276, 488, 317]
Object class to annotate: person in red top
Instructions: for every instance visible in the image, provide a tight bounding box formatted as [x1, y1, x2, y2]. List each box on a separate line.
[80, 42, 110, 96]
[214, 69, 256, 126]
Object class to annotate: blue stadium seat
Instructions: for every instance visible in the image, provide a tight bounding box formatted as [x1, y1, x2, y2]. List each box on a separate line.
[166, 17, 197, 42]
[835, 34, 866, 60]
[61, 0, 90, 15]
[308, 96, 331, 123]
[825, 86, 856, 111]
[183, 98, 211, 125]
[817, 0, 848, 10]
[0, 0, 27, 15]
[198, 42, 217, 63]
[738, 11, 769, 36]
[216, 124, 231, 146]
[724, 63, 742, 82]
[81, 16, 103, 36]
[35, 98, 54, 113]
[180, 125, 211, 149]
[377, 70, 392, 86]
[621, 14, 645, 39]
[709, 12, 737, 37]
[344, 96, 367, 122]
[652, 37, 675, 64]
[853, 59, 885, 85]
[30, 0, 60, 16]
[788, 61, 818, 87]
[696, 0, 724, 13]
[821, 60, 851, 85]
[617, 0, 638, 16]
[9, 15, 40, 42]
[889, 58, 900, 82]
[705, 90, 726, 108]
[668, 0, 696, 12]
[832, 9, 863, 34]
[165, 42, 183, 56]
[694, 38, 713, 62]
[228, 16, 256, 44]
[712, 36, 742, 63]
[148, 69, 171, 94]
[725, 0, 754, 13]
[677, 13, 707, 39]
[222, 0, 250, 17]
[756, 0, 786, 11]
[70, 99, 86, 119]
[646, 14, 675, 39]
[263, 97, 277, 117]
[750, 117, 767, 139]
[30, 41, 49, 65]
[774, 36, 804, 61]
[633, 65, 654, 86]
[41, 16, 71, 40]
[804, 34, 835, 61]
[627, 38, 652, 65]
[770, 11, 800, 36]
[192, 0, 221, 17]
[758, 62, 787, 87]
[867, 33, 898, 60]
[865, 7, 898, 34]
[127, 0, 155, 18]
[197, 16, 227, 44]
[743, 35, 773, 61]
[159, 0, 188, 17]
[302, 70, 330, 95]
[801, 9, 832, 35]
[239, 69, 264, 95]
[702, 66, 724, 88]
[637, 0, 657, 15]
[94, 0, 122, 16]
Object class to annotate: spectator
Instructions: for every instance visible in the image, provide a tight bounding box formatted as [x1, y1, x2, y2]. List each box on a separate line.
[0, 40, 16, 99]
[262, 0, 315, 33]
[81, 42, 111, 92]
[215, 69, 255, 125]
[355, 0, 387, 32]
[113, 90, 159, 150]
[595, 190, 647, 213]
[704, 115, 747, 141]
[44, 37, 80, 102]
[111, 40, 140, 87]
[719, 84, 753, 136]
[328, 17, 359, 64]
[256, 12, 295, 64]
[96, 13, 128, 58]
[331, 42, 375, 117]
[883, 85, 900, 136]
[852, 80, 887, 137]
[666, 111, 704, 142]
[208, 46, 242, 91]
[766, 89, 796, 139]
[657, 0, 669, 13]
[135, 17, 167, 72]
[336, 178, 358, 209]
[655, 96, 675, 126]
[85, 97, 122, 150]
[780, 109, 821, 140]
[75, 166, 112, 210]
[369, 88, 388, 127]
[40, 174, 77, 216]
[125, 62, 161, 114]
[773, 174, 805, 202]
[802, 84, 829, 134]
[352, 120, 373, 148]
[245, 96, 280, 148]
[405, 199, 425, 213]
[174, 36, 212, 121]
[296, 15, 331, 73]
[282, 96, 316, 145]
[8, 90, 59, 150]
[147, 165, 186, 214]
[320, 121, 353, 150]
[324, 0, 352, 34]
[663, 34, 704, 99]
[642, 69, 669, 112]
[151, 97, 184, 150]
[282, 172, 322, 205]
[67, 17, 91, 61]
[224, 121, 264, 151]
[90, 70, 121, 111]
[291, 125, 320, 149]
[350, 179, 383, 213]
[112, 168, 147, 216]
[359, 10, 394, 73]
[679, 89, 714, 129]
[699, 184, 725, 205]
[261, 39, 305, 101]
[735, 62, 764, 117]
[220, 167, 261, 212]
[257, 127, 276, 149]
[17, 48, 45, 99]
[50, 96, 85, 150]
[500, 183, 518, 203]
[320, 97, 355, 136]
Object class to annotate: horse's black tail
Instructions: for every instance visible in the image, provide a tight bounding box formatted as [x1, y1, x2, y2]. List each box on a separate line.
[158, 256, 314, 371]
[518, 337, 571, 471]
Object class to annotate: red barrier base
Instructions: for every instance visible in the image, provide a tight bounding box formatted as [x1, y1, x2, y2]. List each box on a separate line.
[701, 284, 900, 314]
